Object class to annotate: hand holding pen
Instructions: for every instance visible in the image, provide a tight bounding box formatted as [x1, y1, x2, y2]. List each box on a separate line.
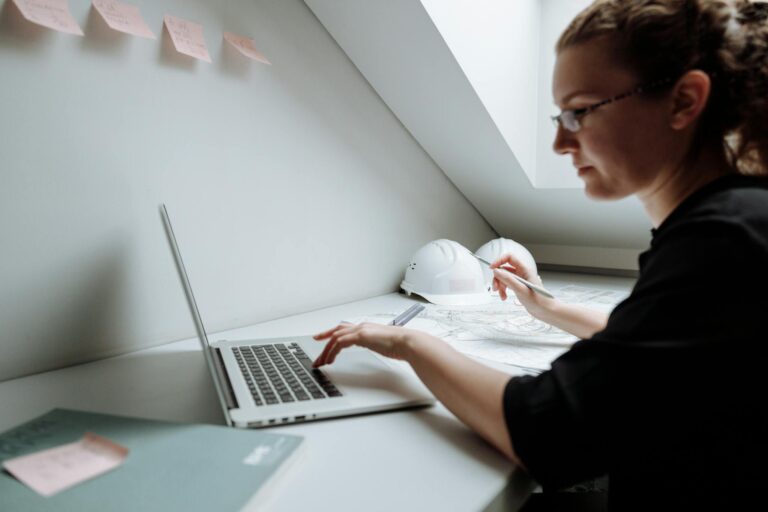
[312, 303, 425, 367]
[472, 254, 555, 299]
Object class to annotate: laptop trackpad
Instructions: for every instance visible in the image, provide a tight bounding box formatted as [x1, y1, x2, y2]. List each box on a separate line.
[320, 349, 433, 402]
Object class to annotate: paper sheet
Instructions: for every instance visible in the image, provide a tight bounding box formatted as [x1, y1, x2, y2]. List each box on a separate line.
[224, 31, 271, 64]
[450, 337, 569, 374]
[92, 0, 154, 39]
[3, 432, 128, 497]
[351, 312, 568, 373]
[163, 15, 211, 62]
[12, 0, 84, 35]
[557, 284, 629, 311]
[349, 284, 629, 372]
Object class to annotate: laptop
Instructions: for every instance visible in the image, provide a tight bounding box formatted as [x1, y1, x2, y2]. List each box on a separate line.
[160, 205, 435, 428]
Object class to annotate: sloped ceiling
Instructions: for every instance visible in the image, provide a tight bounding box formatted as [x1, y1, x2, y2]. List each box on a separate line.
[304, 0, 651, 270]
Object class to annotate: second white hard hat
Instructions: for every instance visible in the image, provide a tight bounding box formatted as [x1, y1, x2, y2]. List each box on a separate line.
[400, 239, 492, 306]
[475, 238, 537, 292]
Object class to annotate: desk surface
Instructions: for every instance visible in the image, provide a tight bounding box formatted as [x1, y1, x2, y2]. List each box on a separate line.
[0, 271, 634, 511]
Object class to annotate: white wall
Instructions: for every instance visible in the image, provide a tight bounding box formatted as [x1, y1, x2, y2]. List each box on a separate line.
[0, 0, 496, 381]
[535, 0, 593, 188]
[420, 0, 540, 184]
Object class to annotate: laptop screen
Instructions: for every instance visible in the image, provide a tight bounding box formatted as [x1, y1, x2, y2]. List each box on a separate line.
[160, 204, 234, 418]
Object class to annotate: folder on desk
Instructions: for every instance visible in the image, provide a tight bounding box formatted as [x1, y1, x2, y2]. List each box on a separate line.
[0, 409, 304, 511]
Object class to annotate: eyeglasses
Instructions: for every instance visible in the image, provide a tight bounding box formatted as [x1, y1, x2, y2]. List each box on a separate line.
[551, 77, 675, 132]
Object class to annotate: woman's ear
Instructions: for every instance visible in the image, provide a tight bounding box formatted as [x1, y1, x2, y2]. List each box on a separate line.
[669, 70, 711, 130]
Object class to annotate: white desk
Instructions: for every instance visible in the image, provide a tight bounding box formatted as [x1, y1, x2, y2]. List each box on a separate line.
[0, 271, 634, 511]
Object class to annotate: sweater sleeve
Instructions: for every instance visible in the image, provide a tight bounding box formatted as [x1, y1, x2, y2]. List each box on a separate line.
[503, 342, 613, 490]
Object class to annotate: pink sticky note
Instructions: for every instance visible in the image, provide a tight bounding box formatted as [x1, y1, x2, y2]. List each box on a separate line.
[92, 0, 155, 39]
[12, 0, 84, 36]
[163, 14, 211, 63]
[3, 432, 128, 497]
[223, 31, 271, 65]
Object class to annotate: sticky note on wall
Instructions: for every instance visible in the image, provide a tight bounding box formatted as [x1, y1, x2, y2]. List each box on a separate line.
[223, 32, 271, 65]
[92, 0, 155, 39]
[163, 14, 211, 63]
[12, 0, 84, 36]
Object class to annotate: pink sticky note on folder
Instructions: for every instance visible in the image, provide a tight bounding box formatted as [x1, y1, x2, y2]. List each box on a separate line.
[164, 14, 211, 63]
[92, 0, 155, 39]
[223, 31, 271, 65]
[12, 0, 84, 36]
[3, 432, 128, 497]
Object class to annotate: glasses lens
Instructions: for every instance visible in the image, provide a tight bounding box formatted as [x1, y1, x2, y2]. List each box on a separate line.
[562, 111, 580, 132]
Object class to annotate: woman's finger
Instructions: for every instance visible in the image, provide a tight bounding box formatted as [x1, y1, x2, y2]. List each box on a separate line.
[493, 267, 524, 286]
[326, 336, 356, 365]
[494, 268, 530, 297]
[314, 322, 363, 365]
[313, 324, 345, 340]
[312, 339, 334, 367]
[496, 277, 508, 300]
[315, 330, 348, 366]
[315, 320, 360, 340]
[491, 253, 523, 269]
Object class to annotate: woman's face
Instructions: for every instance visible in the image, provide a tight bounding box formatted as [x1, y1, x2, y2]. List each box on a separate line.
[552, 39, 678, 201]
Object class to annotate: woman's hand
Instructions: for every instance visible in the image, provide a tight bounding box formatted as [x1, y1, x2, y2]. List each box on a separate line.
[491, 253, 609, 338]
[312, 322, 416, 367]
[491, 253, 554, 318]
[313, 320, 522, 464]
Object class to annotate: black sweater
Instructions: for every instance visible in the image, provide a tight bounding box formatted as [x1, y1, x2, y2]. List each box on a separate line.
[503, 174, 768, 510]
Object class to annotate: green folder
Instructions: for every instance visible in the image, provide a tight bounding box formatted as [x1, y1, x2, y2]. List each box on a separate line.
[0, 409, 304, 511]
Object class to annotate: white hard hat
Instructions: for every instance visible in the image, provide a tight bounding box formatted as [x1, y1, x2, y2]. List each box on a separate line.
[475, 238, 537, 292]
[400, 239, 492, 306]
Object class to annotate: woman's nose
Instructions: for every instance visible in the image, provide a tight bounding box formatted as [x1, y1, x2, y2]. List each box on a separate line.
[553, 124, 578, 155]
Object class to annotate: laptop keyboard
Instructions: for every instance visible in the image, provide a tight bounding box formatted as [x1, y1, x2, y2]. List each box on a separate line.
[232, 342, 342, 406]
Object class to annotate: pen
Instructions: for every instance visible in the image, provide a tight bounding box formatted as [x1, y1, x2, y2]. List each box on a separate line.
[473, 254, 555, 299]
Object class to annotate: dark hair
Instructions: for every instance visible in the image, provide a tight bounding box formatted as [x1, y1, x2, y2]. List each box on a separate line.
[557, 0, 768, 175]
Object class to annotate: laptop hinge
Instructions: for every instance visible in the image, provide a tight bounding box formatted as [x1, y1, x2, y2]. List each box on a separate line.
[212, 347, 239, 410]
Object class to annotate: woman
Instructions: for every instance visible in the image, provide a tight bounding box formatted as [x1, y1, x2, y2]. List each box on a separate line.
[314, 0, 768, 507]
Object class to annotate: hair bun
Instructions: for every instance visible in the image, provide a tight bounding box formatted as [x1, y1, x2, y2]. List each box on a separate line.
[738, 1, 768, 25]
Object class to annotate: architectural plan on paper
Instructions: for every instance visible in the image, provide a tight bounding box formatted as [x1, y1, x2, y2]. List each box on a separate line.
[557, 285, 629, 312]
[351, 285, 629, 373]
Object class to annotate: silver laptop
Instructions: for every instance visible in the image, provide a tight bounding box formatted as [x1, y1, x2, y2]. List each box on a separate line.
[160, 205, 435, 428]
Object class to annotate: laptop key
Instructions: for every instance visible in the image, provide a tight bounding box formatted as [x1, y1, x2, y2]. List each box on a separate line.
[236, 343, 345, 405]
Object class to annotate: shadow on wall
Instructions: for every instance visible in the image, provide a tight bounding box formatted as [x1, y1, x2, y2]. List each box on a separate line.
[246, 0, 492, 263]
[219, 35, 252, 79]
[0, 238, 134, 382]
[257, 0, 439, 209]
[79, 4, 130, 57]
[0, 0, 50, 47]
[157, 19, 198, 71]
